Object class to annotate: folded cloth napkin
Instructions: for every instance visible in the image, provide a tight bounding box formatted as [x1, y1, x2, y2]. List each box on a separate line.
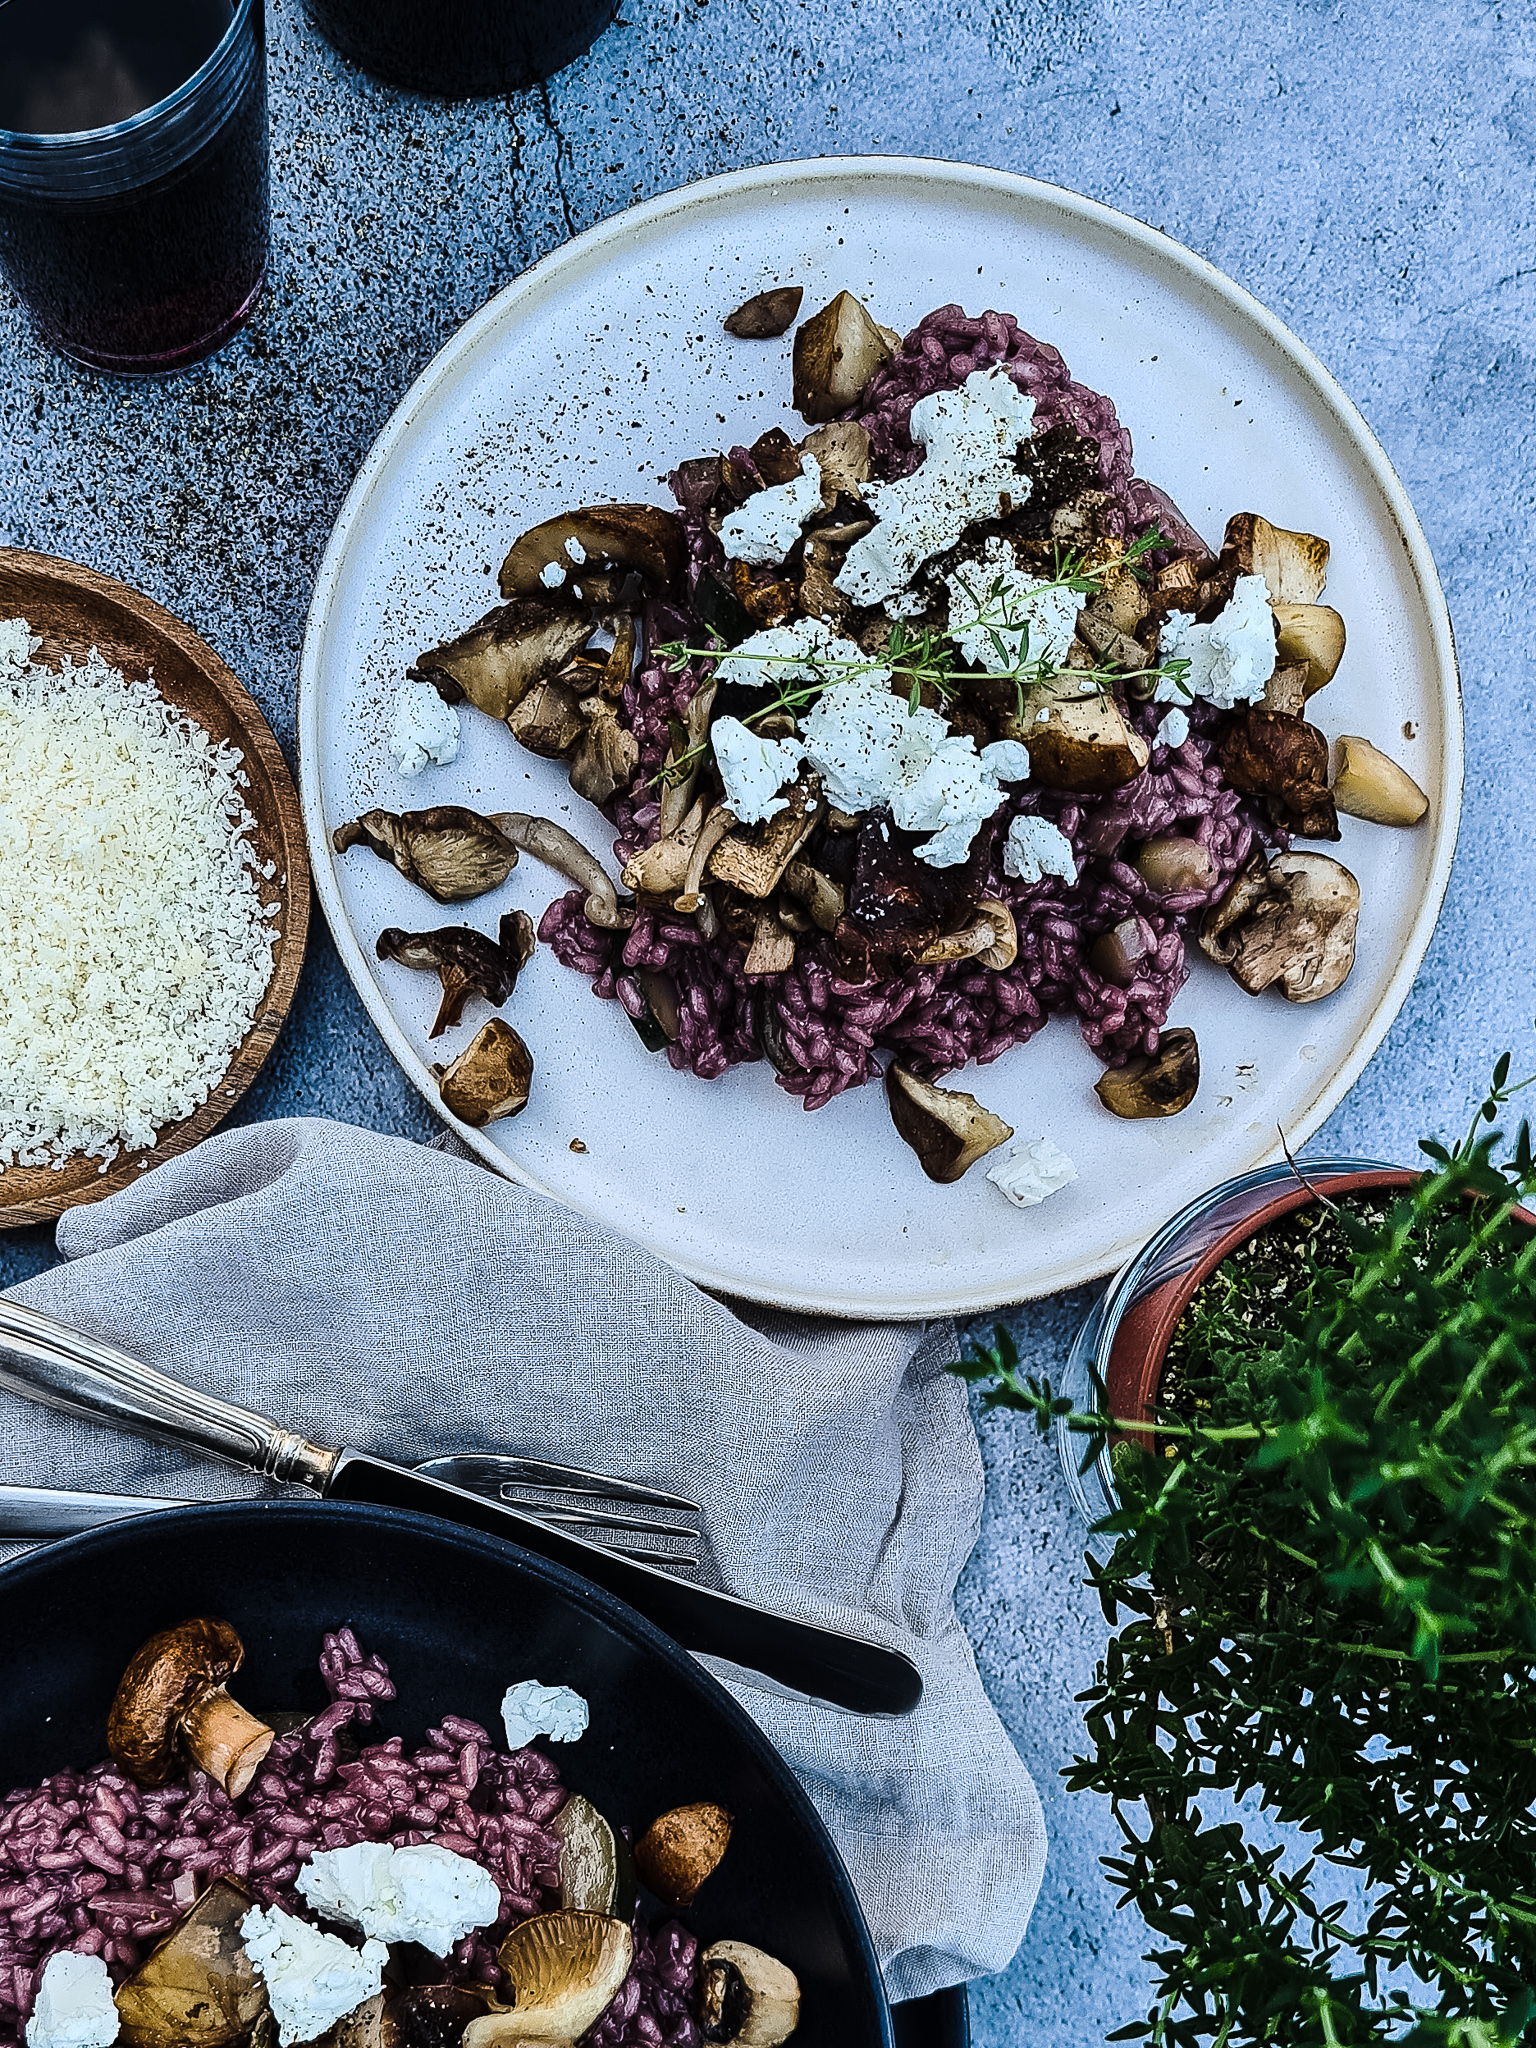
[0, 1116, 1044, 2000]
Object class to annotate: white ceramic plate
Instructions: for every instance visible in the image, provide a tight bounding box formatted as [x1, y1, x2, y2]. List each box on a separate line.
[299, 158, 1461, 1318]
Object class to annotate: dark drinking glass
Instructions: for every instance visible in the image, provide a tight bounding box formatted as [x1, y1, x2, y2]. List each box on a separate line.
[304, 0, 613, 98]
[0, 0, 268, 375]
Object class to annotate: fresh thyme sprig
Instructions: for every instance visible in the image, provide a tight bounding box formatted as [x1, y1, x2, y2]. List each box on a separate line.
[651, 529, 1188, 790]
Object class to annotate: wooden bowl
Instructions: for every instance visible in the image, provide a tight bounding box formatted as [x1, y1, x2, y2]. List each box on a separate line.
[0, 548, 309, 1229]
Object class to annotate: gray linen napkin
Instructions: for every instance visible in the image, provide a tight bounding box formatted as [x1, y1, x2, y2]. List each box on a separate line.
[0, 1116, 1044, 2000]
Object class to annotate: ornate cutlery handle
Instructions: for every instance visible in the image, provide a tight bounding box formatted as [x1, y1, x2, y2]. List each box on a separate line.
[0, 1302, 336, 1488]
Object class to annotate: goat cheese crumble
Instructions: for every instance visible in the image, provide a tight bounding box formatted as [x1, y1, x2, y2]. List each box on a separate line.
[1156, 706, 1191, 749]
[501, 1679, 590, 1750]
[1156, 575, 1276, 711]
[835, 367, 1037, 606]
[25, 1952, 119, 2048]
[945, 538, 1086, 672]
[388, 682, 460, 777]
[711, 617, 874, 695]
[987, 1136, 1079, 1208]
[711, 718, 807, 824]
[297, 1841, 501, 1958]
[240, 1906, 387, 2047]
[719, 455, 824, 566]
[539, 560, 566, 588]
[1002, 813, 1079, 887]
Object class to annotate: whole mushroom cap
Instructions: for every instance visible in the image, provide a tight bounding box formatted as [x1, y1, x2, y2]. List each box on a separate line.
[108, 1617, 247, 1787]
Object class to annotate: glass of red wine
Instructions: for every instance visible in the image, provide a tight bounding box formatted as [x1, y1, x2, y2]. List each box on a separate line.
[304, 0, 614, 98]
[0, 0, 267, 375]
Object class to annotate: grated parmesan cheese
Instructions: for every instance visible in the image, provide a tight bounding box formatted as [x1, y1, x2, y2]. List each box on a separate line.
[0, 621, 280, 1171]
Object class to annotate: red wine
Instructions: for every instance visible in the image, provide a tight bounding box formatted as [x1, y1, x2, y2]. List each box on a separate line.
[0, 0, 267, 374]
[303, 0, 614, 98]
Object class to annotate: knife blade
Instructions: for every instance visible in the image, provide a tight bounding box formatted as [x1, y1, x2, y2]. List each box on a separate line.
[0, 1301, 922, 1715]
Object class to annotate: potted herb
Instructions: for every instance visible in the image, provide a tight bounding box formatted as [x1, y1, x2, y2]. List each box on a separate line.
[958, 1062, 1536, 2045]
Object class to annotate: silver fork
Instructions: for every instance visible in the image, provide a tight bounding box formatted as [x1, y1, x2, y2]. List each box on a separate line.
[0, 1455, 705, 1575]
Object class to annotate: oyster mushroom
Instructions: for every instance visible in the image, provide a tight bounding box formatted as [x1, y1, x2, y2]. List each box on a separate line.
[707, 777, 824, 898]
[506, 679, 588, 759]
[461, 1912, 633, 2048]
[633, 1803, 733, 1910]
[499, 506, 684, 603]
[1272, 602, 1346, 697]
[799, 420, 872, 499]
[658, 679, 718, 837]
[377, 1989, 488, 2048]
[569, 697, 640, 807]
[375, 912, 535, 1038]
[918, 899, 1017, 970]
[676, 806, 737, 915]
[492, 815, 633, 931]
[1094, 1029, 1201, 1119]
[411, 598, 592, 722]
[1200, 850, 1360, 1003]
[108, 1619, 273, 1798]
[435, 1018, 534, 1125]
[744, 908, 797, 976]
[698, 1943, 801, 2048]
[1219, 511, 1330, 604]
[886, 1066, 1014, 1184]
[723, 287, 804, 339]
[114, 1878, 266, 2048]
[1331, 734, 1430, 826]
[332, 806, 520, 905]
[622, 797, 709, 900]
[778, 860, 846, 932]
[792, 291, 896, 422]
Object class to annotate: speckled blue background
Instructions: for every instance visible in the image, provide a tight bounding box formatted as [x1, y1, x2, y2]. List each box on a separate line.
[1, 0, 1532, 2037]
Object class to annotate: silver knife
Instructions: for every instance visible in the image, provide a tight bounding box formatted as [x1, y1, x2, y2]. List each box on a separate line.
[0, 1300, 921, 1716]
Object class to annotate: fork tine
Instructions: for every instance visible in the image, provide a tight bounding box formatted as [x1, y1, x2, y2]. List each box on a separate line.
[415, 1453, 701, 1519]
[494, 1482, 697, 1536]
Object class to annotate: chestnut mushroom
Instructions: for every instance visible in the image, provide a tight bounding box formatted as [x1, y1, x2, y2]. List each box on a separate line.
[332, 807, 520, 905]
[1218, 512, 1330, 604]
[462, 1912, 633, 2048]
[723, 287, 804, 339]
[435, 1018, 534, 1126]
[918, 900, 1017, 970]
[698, 1943, 800, 2048]
[499, 506, 684, 604]
[1094, 1029, 1201, 1119]
[1272, 602, 1346, 697]
[1331, 734, 1430, 827]
[1006, 674, 1150, 793]
[886, 1066, 1014, 1184]
[1134, 837, 1217, 896]
[108, 1619, 273, 1797]
[375, 913, 535, 1039]
[791, 292, 896, 423]
[1213, 707, 1340, 840]
[1200, 850, 1361, 1003]
[633, 1802, 732, 1910]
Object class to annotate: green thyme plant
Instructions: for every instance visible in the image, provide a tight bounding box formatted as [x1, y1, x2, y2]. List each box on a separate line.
[956, 1062, 1536, 2047]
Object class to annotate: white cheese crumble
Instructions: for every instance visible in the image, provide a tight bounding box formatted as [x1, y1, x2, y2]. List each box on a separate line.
[564, 536, 587, 564]
[297, 1841, 501, 1958]
[501, 1679, 590, 1750]
[0, 627, 281, 1171]
[797, 681, 1026, 867]
[240, 1906, 386, 2047]
[719, 455, 824, 566]
[945, 538, 1085, 672]
[1156, 706, 1191, 750]
[539, 560, 566, 588]
[711, 717, 807, 824]
[711, 617, 872, 696]
[25, 1952, 119, 2048]
[1156, 575, 1276, 710]
[388, 682, 461, 777]
[835, 367, 1037, 606]
[1002, 814, 1079, 887]
[987, 1137, 1079, 1208]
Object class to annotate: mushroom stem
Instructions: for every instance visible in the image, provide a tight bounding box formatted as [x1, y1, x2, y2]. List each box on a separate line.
[917, 900, 1017, 970]
[493, 815, 634, 930]
[676, 806, 735, 915]
[181, 1688, 275, 1798]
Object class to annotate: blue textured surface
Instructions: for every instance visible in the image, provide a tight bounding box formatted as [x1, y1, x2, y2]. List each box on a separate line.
[2, 1, 1533, 2038]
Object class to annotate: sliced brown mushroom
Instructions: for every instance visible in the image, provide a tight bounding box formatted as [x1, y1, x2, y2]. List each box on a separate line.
[500, 506, 684, 603]
[918, 900, 1018, 970]
[1219, 512, 1330, 604]
[744, 908, 797, 976]
[435, 1018, 534, 1125]
[633, 1803, 733, 1910]
[1074, 611, 1151, 674]
[707, 777, 824, 898]
[1260, 660, 1309, 719]
[799, 420, 872, 499]
[886, 1066, 1014, 1184]
[506, 679, 589, 759]
[1331, 734, 1430, 827]
[375, 912, 535, 1039]
[1272, 602, 1346, 697]
[492, 815, 632, 931]
[791, 291, 896, 423]
[115, 1878, 266, 2048]
[1089, 915, 1156, 988]
[698, 1942, 801, 2048]
[332, 807, 520, 905]
[1214, 707, 1339, 839]
[461, 1913, 633, 2048]
[1134, 837, 1217, 895]
[1081, 563, 1150, 639]
[723, 287, 804, 339]
[1094, 1029, 1200, 1119]
[411, 598, 592, 722]
[569, 698, 640, 807]
[1200, 850, 1360, 1003]
[552, 1796, 636, 1920]
[779, 860, 846, 932]
[108, 1620, 273, 1798]
[1008, 675, 1150, 793]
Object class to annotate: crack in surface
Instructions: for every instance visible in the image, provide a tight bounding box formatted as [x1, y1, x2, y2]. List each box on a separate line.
[538, 80, 579, 241]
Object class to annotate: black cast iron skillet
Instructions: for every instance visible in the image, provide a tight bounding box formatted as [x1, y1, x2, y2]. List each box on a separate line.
[0, 1499, 893, 2048]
